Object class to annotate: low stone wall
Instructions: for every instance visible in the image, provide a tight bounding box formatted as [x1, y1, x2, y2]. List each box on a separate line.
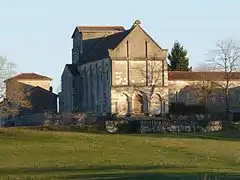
[138, 120, 222, 133]
[43, 112, 97, 126]
[105, 119, 222, 134]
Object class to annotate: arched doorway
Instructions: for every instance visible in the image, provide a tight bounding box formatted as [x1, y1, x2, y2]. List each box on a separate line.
[133, 93, 144, 114]
[117, 93, 129, 115]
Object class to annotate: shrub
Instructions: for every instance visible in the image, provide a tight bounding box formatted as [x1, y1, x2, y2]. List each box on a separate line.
[117, 121, 132, 133]
[229, 121, 240, 130]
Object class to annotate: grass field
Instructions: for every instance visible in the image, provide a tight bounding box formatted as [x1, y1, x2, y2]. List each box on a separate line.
[0, 128, 240, 180]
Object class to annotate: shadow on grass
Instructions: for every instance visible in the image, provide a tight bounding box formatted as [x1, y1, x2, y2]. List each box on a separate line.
[0, 165, 239, 180]
[19, 125, 108, 135]
[132, 131, 240, 142]
[61, 172, 240, 180]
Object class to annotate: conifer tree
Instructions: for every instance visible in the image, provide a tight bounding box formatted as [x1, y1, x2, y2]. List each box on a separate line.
[168, 41, 190, 71]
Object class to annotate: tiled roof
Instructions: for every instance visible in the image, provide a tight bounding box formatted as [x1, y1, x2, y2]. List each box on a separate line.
[5, 73, 52, 82]
[66, 64, 79, 76]
[168, 71, 240, 81]
[77, 26, 125, 32]
[82, 29, 132, 63]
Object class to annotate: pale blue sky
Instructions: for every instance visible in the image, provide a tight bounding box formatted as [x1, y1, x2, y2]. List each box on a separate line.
[1, 0, 240, 92]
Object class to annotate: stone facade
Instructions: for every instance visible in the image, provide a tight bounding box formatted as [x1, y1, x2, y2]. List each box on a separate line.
[168, 71, 240, 113]
[16, 79, 51, 91]
[0, 73, 57, 125]
[61, 21, 240, 116]
[61, 20, 169, 115]
[5, 73, 52, 92]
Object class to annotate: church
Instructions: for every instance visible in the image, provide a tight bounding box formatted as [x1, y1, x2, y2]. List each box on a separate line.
[60, 20, 169, 115]
[60, 20, 240, 117]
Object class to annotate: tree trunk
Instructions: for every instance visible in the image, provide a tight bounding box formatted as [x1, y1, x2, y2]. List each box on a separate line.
[148, 99, 151, 115]
[224, 91, 230, 129]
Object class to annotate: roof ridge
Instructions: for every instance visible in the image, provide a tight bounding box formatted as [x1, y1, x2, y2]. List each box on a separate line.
[77, 26, 125, 32]
[27, 86, 57, 96]
[4, 72, 52, 82]
[78, 25, 124, 27]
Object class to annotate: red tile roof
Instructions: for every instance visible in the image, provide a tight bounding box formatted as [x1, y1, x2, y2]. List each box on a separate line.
[5, 73, 52, 82]
[168, 71, 240, 81]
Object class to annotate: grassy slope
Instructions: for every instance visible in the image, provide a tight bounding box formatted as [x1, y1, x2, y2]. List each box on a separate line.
[0, 128, 239, 180]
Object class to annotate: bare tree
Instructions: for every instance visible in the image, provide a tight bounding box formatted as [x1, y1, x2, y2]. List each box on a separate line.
[0, 56, 31, 118]
[187, 71, 221, 108]
[132, 58, 165, 114]
[194, 63, 214, 72]
[207, 39, 240, 127]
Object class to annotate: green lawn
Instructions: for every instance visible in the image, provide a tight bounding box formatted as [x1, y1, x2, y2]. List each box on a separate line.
[0, 128, 239, 180]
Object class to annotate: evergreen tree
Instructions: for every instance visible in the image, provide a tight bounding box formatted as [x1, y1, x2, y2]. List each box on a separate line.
[168, 41, 190, 71]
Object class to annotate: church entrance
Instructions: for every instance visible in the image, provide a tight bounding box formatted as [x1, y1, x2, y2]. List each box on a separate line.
[133, 93, 144, 114]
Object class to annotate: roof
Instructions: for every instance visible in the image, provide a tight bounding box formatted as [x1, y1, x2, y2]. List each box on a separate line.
[28, 86, 57, 96]
[168, 71, 240, 81]
[66, 64, 79, 76]
[81, 29, 132, 63]
[78, 20, 165, 63]
[81, 37, 104, 57]
[5, 73, 52, 82]
[71, 26, 125, 38]
[72, 20, 165, 64]
[77, 26, 125, 32]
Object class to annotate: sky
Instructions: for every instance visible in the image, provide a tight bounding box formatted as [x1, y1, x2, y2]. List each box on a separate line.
[1, 0, 240, 93]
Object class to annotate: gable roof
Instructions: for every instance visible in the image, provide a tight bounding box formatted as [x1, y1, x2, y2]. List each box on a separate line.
[66, 64, 79, 76]
[79, 20, 166, 64]
[82, 29, 131, 63]
[5, 73, 52, 82]
[168, 71, 240, 81]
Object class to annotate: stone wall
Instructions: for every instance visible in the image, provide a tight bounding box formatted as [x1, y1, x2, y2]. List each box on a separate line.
[78, 58, 111, 114]
[16, 80, 51, 91]
[61, 67, 74, 113]
[169, 79, 240, 113]
[111, 86, 168, 115]
[112, 61, 128, 86]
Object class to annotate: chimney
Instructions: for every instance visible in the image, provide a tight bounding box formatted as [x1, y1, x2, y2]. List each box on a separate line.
[49, 86, 53, 92]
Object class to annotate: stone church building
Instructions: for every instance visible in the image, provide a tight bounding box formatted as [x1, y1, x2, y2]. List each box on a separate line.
[60, 20, 169, 115]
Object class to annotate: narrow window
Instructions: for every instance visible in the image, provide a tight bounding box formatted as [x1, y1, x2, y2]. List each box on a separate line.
[72, 79, 75, 89]
[80, 39, 83, 54]
[162, 101, 165, 113]
[127, 40, 129, 58]
[106, 70, 108, 80]
[145, 40, 148, 58]
[162, 60, 165, 86]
